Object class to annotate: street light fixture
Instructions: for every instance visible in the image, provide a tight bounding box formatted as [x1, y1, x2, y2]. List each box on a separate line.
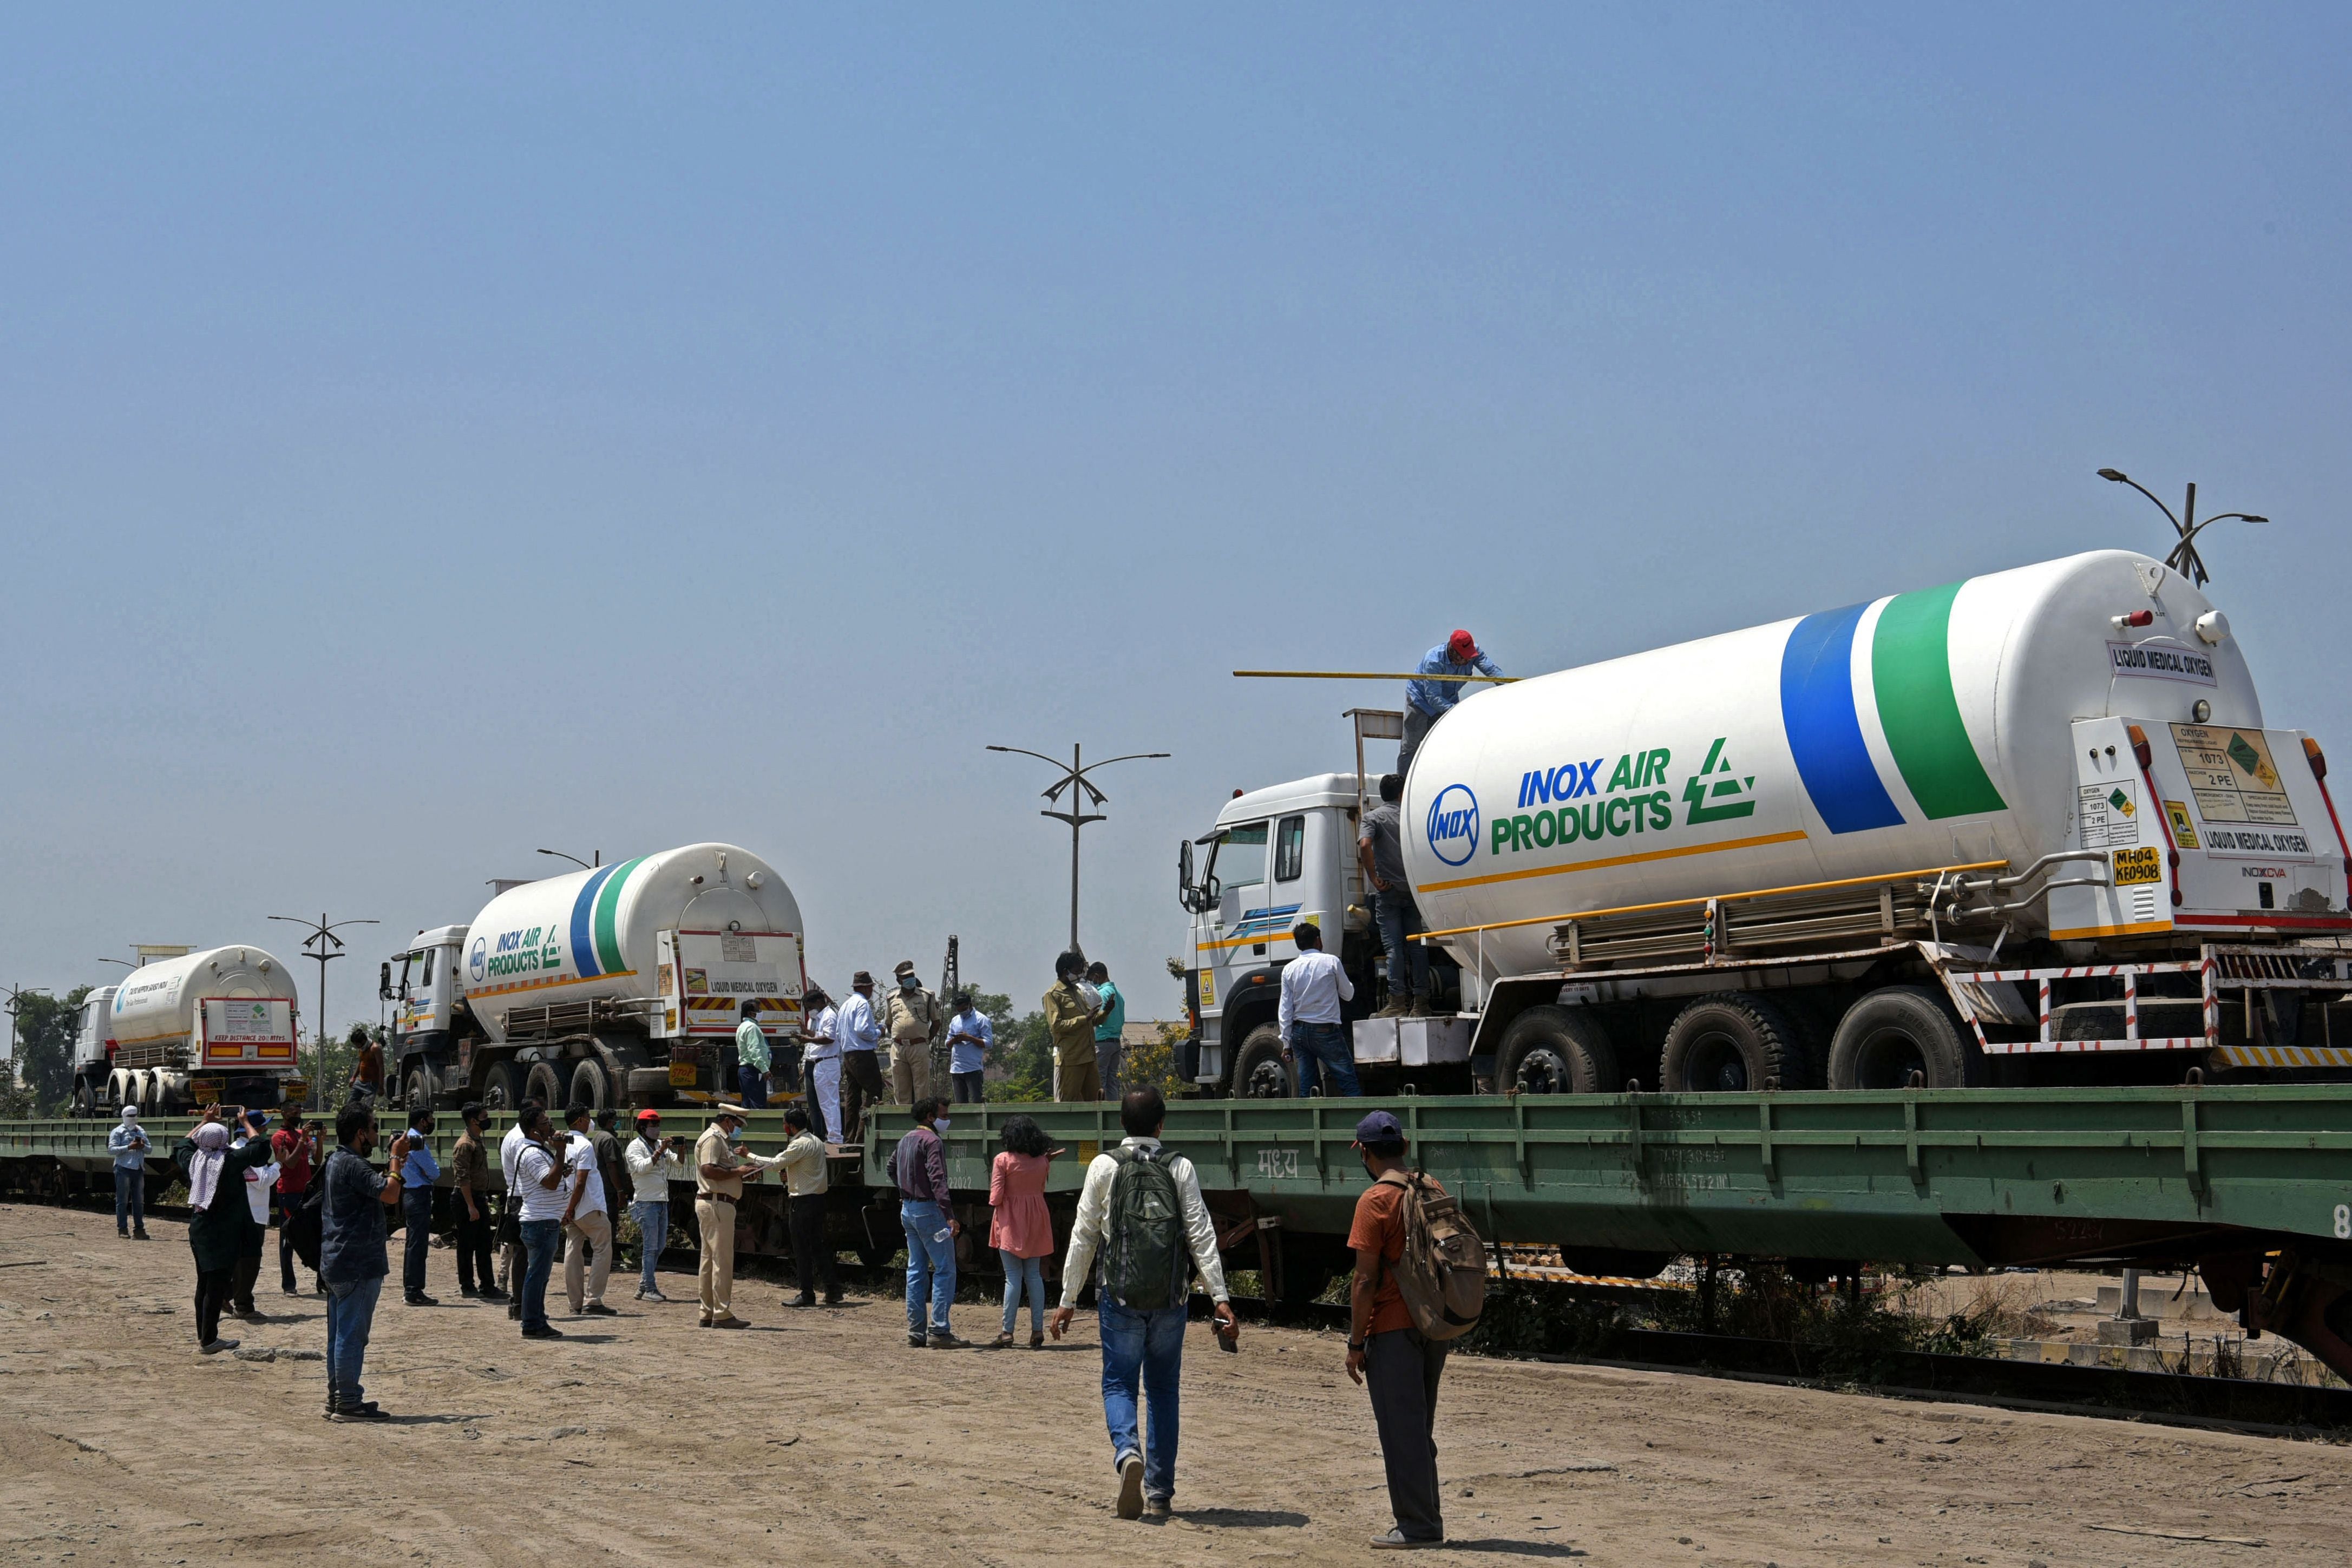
[987, 743, 1171, 951]
[267, 911, 380, 1110]
[2097, 469, 2267, 588]
[536, 848, 601, 870]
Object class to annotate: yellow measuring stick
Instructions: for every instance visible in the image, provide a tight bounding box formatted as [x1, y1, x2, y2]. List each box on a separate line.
[1231, 670, 1519, 683]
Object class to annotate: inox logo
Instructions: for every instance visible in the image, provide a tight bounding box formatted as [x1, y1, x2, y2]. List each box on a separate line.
[1426, 783, 1480, 867]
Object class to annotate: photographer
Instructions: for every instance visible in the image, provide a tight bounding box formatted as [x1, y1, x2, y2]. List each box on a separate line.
[175, 1104, 277, 1355]
[320, 1100, 410, 1419]
[624, 1109, 686, 1303]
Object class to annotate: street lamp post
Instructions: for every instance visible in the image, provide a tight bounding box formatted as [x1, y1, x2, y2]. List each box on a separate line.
[3, 983, 49, 1087]
[987, 743, 1171, 952]
[2096, 469, 2267, 588]
[267, 912, 380, 1110]
[536, 848, 601, 870]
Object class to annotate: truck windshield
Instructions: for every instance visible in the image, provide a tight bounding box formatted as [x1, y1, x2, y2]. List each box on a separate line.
[403, 950, 434, 995]
[1207, 822, 1269, 890]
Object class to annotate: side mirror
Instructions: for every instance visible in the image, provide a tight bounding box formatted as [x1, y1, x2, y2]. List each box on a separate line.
[1177, 839, 1195, 902]
[378, 961, 392, 1002]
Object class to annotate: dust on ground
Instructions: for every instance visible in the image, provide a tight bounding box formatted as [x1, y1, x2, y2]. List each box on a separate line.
[3, 1203, 2346, 1566]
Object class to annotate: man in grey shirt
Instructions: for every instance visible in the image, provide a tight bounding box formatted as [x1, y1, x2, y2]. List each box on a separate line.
[1358, 773, 1433, 1016]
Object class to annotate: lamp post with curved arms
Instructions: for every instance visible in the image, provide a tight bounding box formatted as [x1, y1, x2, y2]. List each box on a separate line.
[3, 983, 50, 1086]
[536, 848, 601, 870]
[267, 913, 380, 1110]
[2097, 469, 2266, 588]
[987, 743, 1171, 951]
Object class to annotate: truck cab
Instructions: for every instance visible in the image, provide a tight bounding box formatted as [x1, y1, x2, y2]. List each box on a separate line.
[1180, 772, 1426, 1096]
[386, 924, 479, 1107]
[69, 986, 119, 1116]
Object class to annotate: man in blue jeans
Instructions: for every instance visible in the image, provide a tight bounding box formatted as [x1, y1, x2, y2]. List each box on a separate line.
[319, 1100, 410, 1421]
[1279, 920, 1361, 1097]
[509, 1105, 571, 1339]
[1051, 1087, 1240, 1521]
[892, 1097, 970, 1348]
[399, 1105, 441, 1306]
[109, 1106, 152, 1239]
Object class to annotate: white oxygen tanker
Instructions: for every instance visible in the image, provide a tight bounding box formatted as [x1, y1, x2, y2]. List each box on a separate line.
[386, 842, 808, 1112]
[97, 947, 303, 1113]
[1181, 550, 2352, 1103]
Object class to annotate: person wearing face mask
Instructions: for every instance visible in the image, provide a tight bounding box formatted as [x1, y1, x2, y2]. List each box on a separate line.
[891, 1097, 968, 1348]
[399, 1104, 441, 1307]
[1046, 950, 1106, 1103]
[175, 1106, 278, 1355]
[319, 1100, 412, 1418]
[836, 972, 887, 1142]
[1345, 1110, 1450, 1550]
[883, 960, 946, 1107]
[801, 985, 841, 1142]
[625, 1108, 686, 1302]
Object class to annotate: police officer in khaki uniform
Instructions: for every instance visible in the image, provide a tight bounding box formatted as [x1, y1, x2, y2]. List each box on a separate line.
[883, 960, 947, 1106]
[693, 1105, 766, 1329]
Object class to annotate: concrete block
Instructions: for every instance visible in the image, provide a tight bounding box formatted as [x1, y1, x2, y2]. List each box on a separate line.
[2097, 1316, 2161, 1346]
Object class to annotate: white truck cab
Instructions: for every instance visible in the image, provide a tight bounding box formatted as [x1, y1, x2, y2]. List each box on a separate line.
[1178, 772, 1469, 1097]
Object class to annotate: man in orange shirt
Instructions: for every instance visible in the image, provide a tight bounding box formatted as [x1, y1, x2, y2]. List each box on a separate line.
[1344, 1110, 1447, 1550]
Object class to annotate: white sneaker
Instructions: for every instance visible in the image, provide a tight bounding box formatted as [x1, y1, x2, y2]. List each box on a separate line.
[1116, 1454, 1145, 1520]
[637, 1289, 669, 1303]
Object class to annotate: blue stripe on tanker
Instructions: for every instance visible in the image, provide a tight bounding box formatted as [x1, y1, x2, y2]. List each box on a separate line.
[1779, 601, 1905, 835]
[569, 864, 617, 979]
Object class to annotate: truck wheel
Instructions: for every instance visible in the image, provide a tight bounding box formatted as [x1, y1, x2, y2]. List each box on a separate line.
[483, 1061, 521, 1112]
[1827, 986, 1981, 1090]
[1233, 1025, 1293, 1099]
[524, 1061, 564, 1109]
[1660, 994, 1799, 1093]
[1498, 1006, 1617, 1096]
[569, 1059, 611, 1112]
[403, 1067, 435, 1111]
[71, 1082, 94, 1118]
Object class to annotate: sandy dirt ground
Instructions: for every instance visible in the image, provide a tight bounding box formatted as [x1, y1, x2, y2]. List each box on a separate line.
[3, 1202, 2348, 1567]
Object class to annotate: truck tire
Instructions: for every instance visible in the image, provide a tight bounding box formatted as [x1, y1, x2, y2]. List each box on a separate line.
[403, 1066, 435, 1112]
[1660, 994, 1800, 1093]
[1233, 1024, 1293, 1099]
[1827, 986, 1981, 1090]
[524, 1060, 564, 1110]
[482, 1061, 521, 1112]
[1498, 1006, 1617, 1097]
[569, 1058, 611, 1112]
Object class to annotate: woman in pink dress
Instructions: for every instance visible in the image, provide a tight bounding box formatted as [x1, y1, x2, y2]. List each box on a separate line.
[989, 1114, 1060, 1348]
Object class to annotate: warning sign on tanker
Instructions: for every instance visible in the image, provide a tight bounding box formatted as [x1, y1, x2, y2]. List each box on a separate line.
[2171, 724, 2297, 827]
[2077, 779, 2140, 849]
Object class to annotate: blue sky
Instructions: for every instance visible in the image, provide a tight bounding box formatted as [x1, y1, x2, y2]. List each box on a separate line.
[3, 6, 2347, 1041]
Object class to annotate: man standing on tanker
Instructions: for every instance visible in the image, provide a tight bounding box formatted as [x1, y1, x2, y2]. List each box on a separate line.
[1359, 773, 1433, 1018]
[1397, 629, 1503, 776]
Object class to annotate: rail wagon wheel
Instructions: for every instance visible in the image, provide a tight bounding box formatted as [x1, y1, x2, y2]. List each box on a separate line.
[1659, 994, 1800, 1093]
[1231, 1024, 1293, 1099]
[482, 1061, 521, 1113]
[523, 1060, 564, 1110]
[569, 1058, 611, 1113]
[1827, 986, 1981, 1090]
[1498, 1006, 1617, 1096]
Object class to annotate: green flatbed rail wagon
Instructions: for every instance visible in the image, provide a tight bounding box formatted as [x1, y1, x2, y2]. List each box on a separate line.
[10, 1085, 2351, 1378]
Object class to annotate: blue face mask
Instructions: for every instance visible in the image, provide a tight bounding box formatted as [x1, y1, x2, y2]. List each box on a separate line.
[933, 1117, 952, 1134]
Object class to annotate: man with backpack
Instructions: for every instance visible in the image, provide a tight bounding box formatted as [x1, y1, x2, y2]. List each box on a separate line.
[1345, 1109, 1485, 1549]
[1050, 1087, 1239, 1521]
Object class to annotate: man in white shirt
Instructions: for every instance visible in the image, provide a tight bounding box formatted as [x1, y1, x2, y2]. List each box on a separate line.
[1050, 1087, 1239, 1521]
[802, 985, 841, 1143]
[496, 1099, 540, 1320]
[624, 1109, 686, 1303]
[1279, 920, 1360, 1097]
[836, 971, 888, 1141]
[511, 1106, 572, 1339]
[558, 1104, 615, 1317]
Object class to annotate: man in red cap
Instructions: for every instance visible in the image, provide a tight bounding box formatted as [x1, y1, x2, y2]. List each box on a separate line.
[1400, 629, 1505, 774]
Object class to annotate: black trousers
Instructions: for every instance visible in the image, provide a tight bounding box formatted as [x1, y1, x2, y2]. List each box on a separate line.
[402, 1186, 434, 1297]
[1364, 1327, 1447, 1541]
[788, 1193, 839, 1302]
[231, 1249, 263, 1313]
[455, 1204, 496, 1293]
[951, 1070, 985, 1104]
[279, 1209, 303, 1290]
[841, 1051, 887, 1141]
[194, 1265, 233, 1347]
